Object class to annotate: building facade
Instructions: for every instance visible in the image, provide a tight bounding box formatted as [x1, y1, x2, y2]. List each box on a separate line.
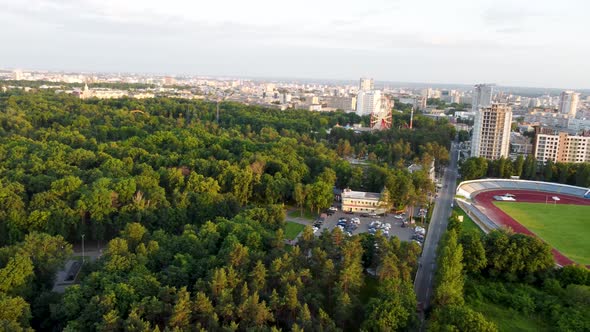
[341, 189, 387, 213]
[359, 78, 374, 91]
[471, 84, 494, 112]
[558, 91, 580, 118]
[534, 131, 590, 163]
[356, 90, 382, 116]
[471, 104, 512, 160]
[325, 96, 356, 112]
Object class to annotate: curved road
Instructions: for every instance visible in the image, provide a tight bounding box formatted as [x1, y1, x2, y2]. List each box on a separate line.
[414, 139, 459, 315]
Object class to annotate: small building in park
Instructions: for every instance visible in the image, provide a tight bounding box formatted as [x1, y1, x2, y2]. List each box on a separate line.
[341, 188, 387, 214]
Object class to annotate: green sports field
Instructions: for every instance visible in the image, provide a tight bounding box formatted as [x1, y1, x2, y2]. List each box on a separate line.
[494, 202, 590, 265]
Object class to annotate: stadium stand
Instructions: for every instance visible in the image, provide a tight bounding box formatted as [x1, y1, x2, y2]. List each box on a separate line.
[457, 179, 589, 200]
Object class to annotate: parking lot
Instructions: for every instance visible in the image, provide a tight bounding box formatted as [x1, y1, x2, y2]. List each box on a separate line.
[317, 210, 416, 242]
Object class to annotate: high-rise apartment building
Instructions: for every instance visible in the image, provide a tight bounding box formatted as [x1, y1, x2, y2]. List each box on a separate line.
[12, 69, 23, 80]
[534, 131, 590, 163]
[471, 104, 512, 160]
[471, 84, 494, 112]
[359, 78, 374, 91]
[356, 90, 381, 116]
[558, 91, 579, 118]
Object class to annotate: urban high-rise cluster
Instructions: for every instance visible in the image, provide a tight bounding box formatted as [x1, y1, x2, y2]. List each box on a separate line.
[464, 82, 590, 164]
[2, 68, 590, 160]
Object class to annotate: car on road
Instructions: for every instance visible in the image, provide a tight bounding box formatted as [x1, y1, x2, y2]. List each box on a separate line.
[328, 206, 338, 212]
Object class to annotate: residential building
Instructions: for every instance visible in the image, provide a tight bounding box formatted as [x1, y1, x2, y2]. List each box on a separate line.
[324, 96, 356, 112]
[568, 118, 590, 133]
[558, 91, 579, 118]
[356, 90, 381, 116]
[525, 108, 570, 129]
[533, 131, 590, 163]
[79, 84, 128, 99]
[359, 78, 374, 91]
[471, 104, 512, 159]
[471, 84, 494, 112]
[281, 93, 292, 104]
[510, 132, 533, 157]
[12, 69, 23, 80]
[341, 188, 387, 214]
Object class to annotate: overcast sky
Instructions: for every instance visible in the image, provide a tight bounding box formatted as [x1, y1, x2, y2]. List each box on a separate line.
[0, 0, 588, 89]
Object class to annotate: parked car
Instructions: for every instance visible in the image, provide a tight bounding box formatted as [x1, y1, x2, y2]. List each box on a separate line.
[329, 206, 338, 212]
[344, 210, 354, 214]
[360, 213, 369, 217]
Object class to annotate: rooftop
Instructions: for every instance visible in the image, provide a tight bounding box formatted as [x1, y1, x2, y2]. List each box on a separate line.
[341, 189, 381, 200]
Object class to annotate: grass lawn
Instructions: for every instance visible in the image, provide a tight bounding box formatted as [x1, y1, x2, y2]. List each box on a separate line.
[454, 207, 483, 235]
[287, 209, 317, 221]
[494, 202, 590, 265]
[469, 300, 549, 332]
[284, 221, 305, 240]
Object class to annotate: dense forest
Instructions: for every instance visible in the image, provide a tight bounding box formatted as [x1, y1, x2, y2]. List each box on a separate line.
[428, 212, 590, 331]
[0, 89, 456, 331]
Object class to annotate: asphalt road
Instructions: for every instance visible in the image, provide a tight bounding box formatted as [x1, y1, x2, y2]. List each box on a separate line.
[414, 139, 459, 312]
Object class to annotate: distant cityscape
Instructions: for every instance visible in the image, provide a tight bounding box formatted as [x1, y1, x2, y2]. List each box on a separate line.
[2, 68, 590, 164]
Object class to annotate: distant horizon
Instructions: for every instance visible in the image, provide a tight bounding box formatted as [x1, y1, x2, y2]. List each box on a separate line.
[3, 66, 589, 94]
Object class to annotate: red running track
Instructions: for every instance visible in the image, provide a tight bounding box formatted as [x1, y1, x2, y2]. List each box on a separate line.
[473, 190, 590, 267]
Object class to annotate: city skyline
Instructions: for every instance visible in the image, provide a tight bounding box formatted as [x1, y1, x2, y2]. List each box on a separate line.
[1, 0, 589, 89]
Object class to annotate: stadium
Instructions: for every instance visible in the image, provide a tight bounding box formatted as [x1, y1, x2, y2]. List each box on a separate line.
[455, 179, 590, 267]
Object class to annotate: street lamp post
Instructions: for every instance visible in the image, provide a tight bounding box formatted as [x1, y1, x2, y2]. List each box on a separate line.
[81, 234, 85, 264]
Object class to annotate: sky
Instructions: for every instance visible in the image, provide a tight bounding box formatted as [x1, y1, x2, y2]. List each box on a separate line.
[0, 0, 588, 89]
